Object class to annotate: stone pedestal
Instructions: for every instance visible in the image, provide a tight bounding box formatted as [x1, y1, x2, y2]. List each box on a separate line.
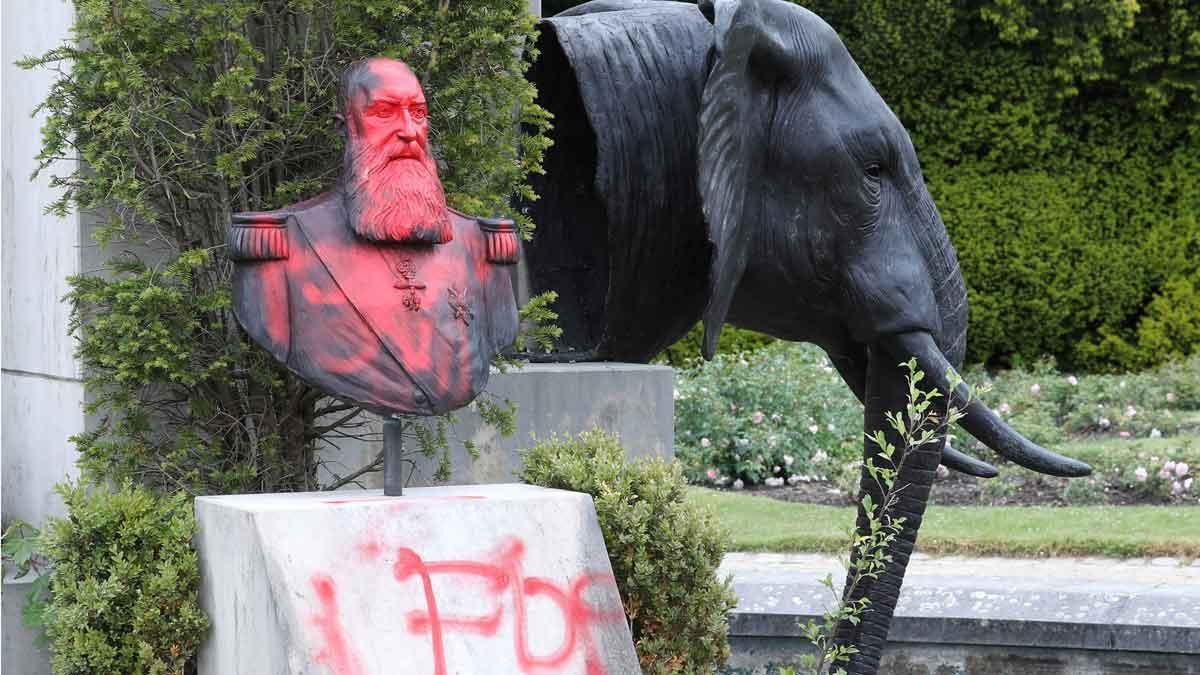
[195, 484, 639, 675]
[318, 363, 674, 490]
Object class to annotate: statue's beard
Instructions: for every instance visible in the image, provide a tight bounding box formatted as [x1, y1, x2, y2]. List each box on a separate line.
[342, 142, 452, 245]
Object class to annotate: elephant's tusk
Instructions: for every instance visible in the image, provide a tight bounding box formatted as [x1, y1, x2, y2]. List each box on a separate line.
[884, 331, 1093, 478]
[940, 443, 999, 478]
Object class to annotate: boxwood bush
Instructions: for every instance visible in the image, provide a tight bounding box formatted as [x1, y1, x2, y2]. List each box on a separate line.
[40, 482, 208, 675]
[519, 430, 737, 675]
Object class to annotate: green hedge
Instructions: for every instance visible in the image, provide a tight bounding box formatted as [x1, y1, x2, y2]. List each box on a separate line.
[655, 323, 775, 366]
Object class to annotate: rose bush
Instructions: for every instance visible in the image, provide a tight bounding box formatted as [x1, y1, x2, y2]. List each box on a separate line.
[676, 343, 1200, 488]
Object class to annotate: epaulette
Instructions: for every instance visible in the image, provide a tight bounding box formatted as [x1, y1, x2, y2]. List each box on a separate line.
[476, 216, 520, 265]
[229, 211, 289, 261]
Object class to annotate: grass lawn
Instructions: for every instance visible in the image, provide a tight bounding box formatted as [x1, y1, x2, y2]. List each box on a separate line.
[688, 487, 1200, 558]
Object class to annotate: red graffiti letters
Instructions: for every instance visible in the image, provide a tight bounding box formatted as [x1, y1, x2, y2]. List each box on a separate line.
[310, 574, 366, 675]
[308, 537, 625, 675]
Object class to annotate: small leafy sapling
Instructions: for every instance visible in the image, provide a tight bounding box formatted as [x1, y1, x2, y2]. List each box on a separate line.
[1, 520, 51, 642]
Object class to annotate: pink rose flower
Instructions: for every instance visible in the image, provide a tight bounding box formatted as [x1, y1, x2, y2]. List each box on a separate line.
[1134, 467, 1148, 482]
[706, 468, 718, 480]
[1176, 462, 1190, 478]
[752, 410, 765, 424]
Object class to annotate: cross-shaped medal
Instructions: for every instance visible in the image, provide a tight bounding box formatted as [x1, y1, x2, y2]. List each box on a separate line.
[392, 257, 426, 311]
[448, 287, 473, 325]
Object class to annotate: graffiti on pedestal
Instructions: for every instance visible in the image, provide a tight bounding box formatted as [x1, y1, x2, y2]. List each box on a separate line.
[308, 536, 625, 675]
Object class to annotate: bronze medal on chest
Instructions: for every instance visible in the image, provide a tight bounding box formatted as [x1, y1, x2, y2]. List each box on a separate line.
[390, 256, 426, 311]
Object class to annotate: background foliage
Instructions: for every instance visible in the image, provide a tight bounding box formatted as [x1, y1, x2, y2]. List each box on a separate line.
[24, 0, 551, 494]
[520, 430, 738, 674]
[676, 342, 1200, 486]
[675, 344, 862, 486]
[39, 482, 208, 675]
[655, 322, 775, 367]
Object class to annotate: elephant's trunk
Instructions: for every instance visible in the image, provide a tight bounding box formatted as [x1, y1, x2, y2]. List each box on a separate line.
[835, 332, 1092, 674]
[835, 347, 944, 674]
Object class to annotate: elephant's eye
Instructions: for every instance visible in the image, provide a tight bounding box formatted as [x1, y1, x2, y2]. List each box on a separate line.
[864, 163, 881, 180]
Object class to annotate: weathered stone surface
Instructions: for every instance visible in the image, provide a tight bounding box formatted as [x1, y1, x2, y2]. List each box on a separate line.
[2, 4, 82, 672]
[196, 484, 639, 675]
[720, 552, 1200, 674]
[319, 363, 674, 489]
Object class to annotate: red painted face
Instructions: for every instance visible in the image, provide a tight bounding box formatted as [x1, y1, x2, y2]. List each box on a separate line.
[342, 59, 451, 245]
[350, 60, 430, 163]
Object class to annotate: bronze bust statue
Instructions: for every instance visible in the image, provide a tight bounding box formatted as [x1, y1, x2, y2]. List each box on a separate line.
[228, 58, 519, 419]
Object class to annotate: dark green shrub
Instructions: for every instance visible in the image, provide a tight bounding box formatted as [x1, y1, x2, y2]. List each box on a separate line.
[40, 482, 208, 675]
[519, 430, 737, 674]
[22, 0, 551, 493]
[1077, 275, 1200, 371]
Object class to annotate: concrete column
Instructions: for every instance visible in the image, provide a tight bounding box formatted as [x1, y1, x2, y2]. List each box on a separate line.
[2, 5, 82, 674]
[1, 0, 84, 528]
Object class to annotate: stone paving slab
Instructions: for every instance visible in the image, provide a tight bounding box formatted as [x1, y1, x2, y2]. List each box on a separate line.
[721, 553, 1200, 654]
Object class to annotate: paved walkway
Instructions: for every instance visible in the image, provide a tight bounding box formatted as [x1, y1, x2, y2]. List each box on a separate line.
[721, 553, 1200, 653]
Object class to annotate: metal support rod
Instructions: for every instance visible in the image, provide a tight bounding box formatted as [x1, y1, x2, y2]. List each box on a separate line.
[383, 418, 404, 496]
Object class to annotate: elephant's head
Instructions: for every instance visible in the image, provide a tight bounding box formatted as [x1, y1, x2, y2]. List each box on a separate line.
[699, 0, 961, 361]
[696, 0, 1090, 479]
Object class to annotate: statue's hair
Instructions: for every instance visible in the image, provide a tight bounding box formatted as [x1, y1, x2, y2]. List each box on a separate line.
[338, 57, 416, 112]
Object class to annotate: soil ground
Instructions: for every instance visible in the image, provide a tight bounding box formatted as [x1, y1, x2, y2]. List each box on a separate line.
[739, 472, 1186, 507]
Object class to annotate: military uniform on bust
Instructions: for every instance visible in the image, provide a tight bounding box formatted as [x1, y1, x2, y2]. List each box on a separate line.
[228, 195, 518, 416]
[226, 56, 520, 416]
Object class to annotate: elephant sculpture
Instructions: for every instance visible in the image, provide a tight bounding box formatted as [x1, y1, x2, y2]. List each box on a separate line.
[522, 0, 1092, 672]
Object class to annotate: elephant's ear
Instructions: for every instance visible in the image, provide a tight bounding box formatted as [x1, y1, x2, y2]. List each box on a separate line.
[698, 0, 798, 359]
